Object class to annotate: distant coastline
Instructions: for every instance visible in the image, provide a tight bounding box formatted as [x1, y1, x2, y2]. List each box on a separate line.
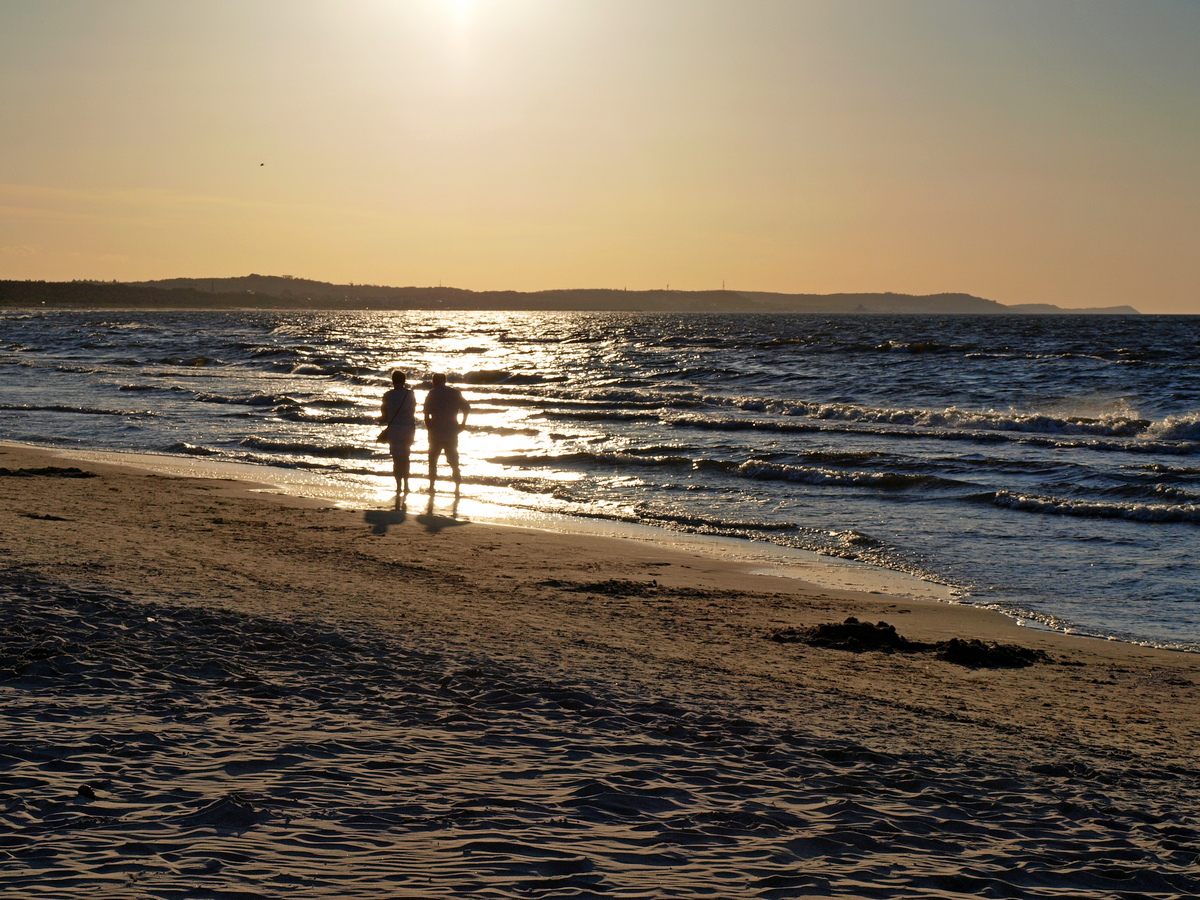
[0, 275, 1141, 314]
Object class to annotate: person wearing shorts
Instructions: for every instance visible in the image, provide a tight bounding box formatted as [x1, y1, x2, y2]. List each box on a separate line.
[423, 372, 470, 493]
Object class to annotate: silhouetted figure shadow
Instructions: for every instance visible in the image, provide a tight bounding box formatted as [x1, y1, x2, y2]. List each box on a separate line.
[364, 497, 407, 535]
[417, 492, 466, 533]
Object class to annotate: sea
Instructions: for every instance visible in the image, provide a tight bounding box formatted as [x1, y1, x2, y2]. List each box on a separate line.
[2, 309, 1198, 651]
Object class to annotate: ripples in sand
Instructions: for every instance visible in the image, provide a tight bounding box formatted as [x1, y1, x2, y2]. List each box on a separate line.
[1, 571, 1195, 898]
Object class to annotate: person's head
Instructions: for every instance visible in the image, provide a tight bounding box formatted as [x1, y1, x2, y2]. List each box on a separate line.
[432, 373, 447, 386]
[391, 370, 406, 388]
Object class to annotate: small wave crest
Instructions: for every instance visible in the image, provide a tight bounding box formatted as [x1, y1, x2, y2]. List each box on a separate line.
[238, 436, 378, 460]
[636, 507, 799, 532]
[0, 403, 146, 417]
[276, 410, 376, 426]
[195, 392, 300, 408]
[160, 356, 220, 367]
[730, 461, 954, 490]
[712, 395, 1154, 439]
[163, 441, 219, 456]
[991, 490, 1200, 523]
[487, 450, 954, 492]
[1146, 411, 1200, 442]
[466, 424, 541, 437]
[463, 369, 550, 385]
[488, 450, 695, 470]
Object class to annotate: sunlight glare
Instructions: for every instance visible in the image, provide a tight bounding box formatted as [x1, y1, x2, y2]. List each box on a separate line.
[446, 0, 474, 24]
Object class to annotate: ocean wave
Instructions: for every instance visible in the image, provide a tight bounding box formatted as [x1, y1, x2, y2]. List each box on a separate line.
[486, 449, 955, 492]
[877, 340, 965, 354]
[462, 473, 563, 493]
[276, 410, 376, 426]
[160, 356, 220, 367]
[466, 424, 541, 437]
[1099, 482, 1200, 504]
[288, 361, 379, 377]
[729, 461, 955, 490]
[463, 369, 552, 385]
[635, 507, 799, 532]
[194, 392, 300, 408]
[54, 363, 116, 374]
[536, 409, 662, 423]
[722, 396, 1154, 439]
[1146, 411, 1200, 442]
[665, 413, 821, 435]
[238, 436, 379, 460]
[1137, 462, 1200, 478]
[1016, 435, 1200, 456]
[228, 452, 380, 476]
[991, 490, 1200, 523]
[513, 397, 671, 414]
[163, 441, 218, 456]
[0, 403, 145, 417]
[243, 343, 307, 357]
[570, 387, 705, 409]
[488, 451, 696, 470]
[660, 397, 1200, 454]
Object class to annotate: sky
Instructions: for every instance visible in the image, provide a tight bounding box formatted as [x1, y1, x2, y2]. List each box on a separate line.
[1, 0, 1197, 313]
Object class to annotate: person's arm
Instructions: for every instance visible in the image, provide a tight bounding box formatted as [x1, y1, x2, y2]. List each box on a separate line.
[459, 395, 470, 428]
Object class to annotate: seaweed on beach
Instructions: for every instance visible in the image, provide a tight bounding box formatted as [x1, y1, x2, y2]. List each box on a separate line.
[774, 617, 920, 654]
[0, 466, 97, 478]
[934, 637, 1050, 669]
[536, 578, 756, 600]
[539, 578, 662, 597]
[769, 616, 1051, 669]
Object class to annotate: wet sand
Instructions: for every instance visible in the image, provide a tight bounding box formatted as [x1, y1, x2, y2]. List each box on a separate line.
[2, 442, 1198, 898]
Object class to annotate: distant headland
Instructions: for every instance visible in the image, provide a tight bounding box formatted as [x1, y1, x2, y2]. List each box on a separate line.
[0, 275, 1141, 315]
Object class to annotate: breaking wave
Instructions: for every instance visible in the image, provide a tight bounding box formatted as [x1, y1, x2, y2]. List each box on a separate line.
[991, 491, 1200, 523]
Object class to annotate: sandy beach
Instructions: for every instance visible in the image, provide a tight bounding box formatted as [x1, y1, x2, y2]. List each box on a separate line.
[2, 441, 1198, 898]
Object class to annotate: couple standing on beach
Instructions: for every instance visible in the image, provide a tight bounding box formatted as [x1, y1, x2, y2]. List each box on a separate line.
[379, 371, 470, 496]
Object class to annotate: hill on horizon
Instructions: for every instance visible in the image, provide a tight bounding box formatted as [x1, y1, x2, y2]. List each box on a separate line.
[1, 275, 1141, 314]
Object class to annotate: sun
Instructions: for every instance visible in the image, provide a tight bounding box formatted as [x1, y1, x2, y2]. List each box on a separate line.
[446, 0, 474, 23]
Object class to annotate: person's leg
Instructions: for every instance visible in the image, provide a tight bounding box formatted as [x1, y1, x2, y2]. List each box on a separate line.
[445, 439, 461, 486]
[427, 438, 442, 493]
[393, 447, 410, 494]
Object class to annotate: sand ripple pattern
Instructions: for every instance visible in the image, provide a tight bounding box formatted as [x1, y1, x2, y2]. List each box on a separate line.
[2, 571, 1197, 899]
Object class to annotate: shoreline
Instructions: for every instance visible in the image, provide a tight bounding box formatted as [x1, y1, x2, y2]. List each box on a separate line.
[13, 440, 1195, 653]
[15, 439, 961, 599]
[3, 439, 1197, 718]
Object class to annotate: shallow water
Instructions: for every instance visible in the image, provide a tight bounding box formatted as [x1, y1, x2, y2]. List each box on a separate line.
[2, 309, 1198, 649]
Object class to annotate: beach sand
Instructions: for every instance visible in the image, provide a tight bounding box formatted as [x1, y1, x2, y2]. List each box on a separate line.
[2, 442, 1197, 898]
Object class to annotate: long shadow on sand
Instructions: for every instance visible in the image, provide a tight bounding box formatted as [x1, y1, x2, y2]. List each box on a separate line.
[363, 492, 412, 535]
[416, 493, 467, 533]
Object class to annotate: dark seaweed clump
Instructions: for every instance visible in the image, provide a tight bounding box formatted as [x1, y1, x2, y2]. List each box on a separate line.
[0, 466, 97, 478]
[769, 617, 1051, 669]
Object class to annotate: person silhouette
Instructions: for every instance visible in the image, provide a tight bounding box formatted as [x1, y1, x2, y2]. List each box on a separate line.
[423, 373, 470, 493]
[379, 370, 417, 494]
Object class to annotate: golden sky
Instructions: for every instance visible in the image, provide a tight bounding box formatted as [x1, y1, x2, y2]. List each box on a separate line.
[1, 0, 1197, 312]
